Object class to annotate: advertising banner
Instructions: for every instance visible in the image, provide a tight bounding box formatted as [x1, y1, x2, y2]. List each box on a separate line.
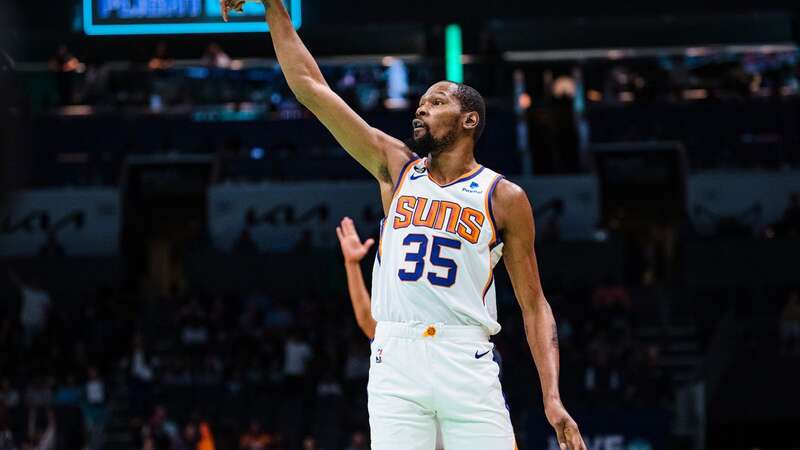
[0, 189, 119, 257]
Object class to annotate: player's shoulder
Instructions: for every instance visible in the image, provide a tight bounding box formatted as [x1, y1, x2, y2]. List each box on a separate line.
[384, 148, 418, 184]
[492, 178, 528, 205]
[490, 178, 532, 231]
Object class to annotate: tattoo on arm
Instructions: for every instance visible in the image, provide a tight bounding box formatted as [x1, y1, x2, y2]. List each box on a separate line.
[551, 322, 559, 350]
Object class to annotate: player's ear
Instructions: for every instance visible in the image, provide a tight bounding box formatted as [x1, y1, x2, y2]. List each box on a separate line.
[463, 111, 479, 132]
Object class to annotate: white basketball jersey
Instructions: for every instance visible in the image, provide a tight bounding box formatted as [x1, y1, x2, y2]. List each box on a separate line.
[371, 157, 505, 335]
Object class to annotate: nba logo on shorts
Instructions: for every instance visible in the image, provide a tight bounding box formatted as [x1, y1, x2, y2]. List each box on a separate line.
[375, 348, 384, 364]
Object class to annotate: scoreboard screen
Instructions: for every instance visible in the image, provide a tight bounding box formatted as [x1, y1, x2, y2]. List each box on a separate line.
[83, 0, 301, 35]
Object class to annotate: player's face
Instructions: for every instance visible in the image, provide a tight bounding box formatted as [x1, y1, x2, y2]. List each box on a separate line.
[410, 81, 463, 155]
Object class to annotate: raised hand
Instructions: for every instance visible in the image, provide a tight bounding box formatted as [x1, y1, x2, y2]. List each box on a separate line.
[336, 217, 375, 264]
[220, 0, 245, 22]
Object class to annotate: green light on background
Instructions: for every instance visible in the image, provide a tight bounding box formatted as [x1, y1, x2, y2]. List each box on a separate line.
[445, 24, 463, 83]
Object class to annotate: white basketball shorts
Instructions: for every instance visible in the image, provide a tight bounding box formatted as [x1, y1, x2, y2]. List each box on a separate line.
[368, 321, 516, 450]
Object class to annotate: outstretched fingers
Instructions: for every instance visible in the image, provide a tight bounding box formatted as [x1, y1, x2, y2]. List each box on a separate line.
[342, 217, 359, 238]
[556, 425, 568, 450]
[363, 238, 375, 251]
[220, 0, 229, 21]
[565, 423, 587, 450]
[335, 225, 345, 243]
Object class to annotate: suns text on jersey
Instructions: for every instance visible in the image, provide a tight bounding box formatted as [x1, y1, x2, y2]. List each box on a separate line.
[392, 196, 486, 244]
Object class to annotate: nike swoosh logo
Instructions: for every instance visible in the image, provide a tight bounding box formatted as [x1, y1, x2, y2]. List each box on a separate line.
[475, 349, 492, 359]
[409, 173, 426, 180]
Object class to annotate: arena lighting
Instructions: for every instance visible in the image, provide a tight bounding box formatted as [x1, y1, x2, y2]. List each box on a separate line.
[83, 0, 302, 35]
[445, 24, 463, 83]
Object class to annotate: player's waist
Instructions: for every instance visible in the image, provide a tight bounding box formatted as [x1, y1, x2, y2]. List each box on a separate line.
[375, 321, 489, 342]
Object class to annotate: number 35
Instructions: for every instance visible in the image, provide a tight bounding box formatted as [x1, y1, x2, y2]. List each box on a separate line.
[398, 233, 461, 287]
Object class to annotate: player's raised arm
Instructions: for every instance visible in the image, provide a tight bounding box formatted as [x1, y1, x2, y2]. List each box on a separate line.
[336, 217, 377, 339]
[223, 0, 412, 183]
[492, 180, 587, 450]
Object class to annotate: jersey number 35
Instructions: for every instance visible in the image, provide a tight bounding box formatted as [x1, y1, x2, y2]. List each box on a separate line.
[398, 233, 461, 287]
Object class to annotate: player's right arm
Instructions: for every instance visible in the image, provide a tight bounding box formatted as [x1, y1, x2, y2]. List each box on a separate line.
[233, 0, 413, 183]
[336, 217, 377, 339]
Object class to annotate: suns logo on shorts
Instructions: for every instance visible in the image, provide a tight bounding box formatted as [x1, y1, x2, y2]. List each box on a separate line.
[375, 348, 384, 364]
[392, 196, 485, 244]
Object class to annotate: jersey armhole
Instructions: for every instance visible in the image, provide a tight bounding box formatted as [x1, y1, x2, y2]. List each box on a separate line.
[486, 174, 505, 248]
[391, 158, 421, 196]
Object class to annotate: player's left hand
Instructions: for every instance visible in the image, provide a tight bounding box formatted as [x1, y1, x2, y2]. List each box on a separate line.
[545, 401, 586, 450]
[336, 216, 375, 263]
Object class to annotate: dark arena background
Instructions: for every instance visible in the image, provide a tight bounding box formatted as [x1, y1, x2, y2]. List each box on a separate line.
[2, 0, 800, 449]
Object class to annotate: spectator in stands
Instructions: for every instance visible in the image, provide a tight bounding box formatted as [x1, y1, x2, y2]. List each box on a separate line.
[0, 405, 14, 450]
[197, 421, 215, 450]
[239, 420, 272, 450]
[592, 276, 632, 310]
[591, 276, 633, 338]
[48, 45, 79, 73]
[282, 330, 313, 390]
[583, 336, 622, 405]
[176, 420, 199, 450]
[48, 44, 81, 105]
[301, 435, 318, 450]
[25, 378, 53, 437]
[203, 43, 231, 69]
[125, 334, 155, 416]
[780, 290, 800, 356]
[9, 271, 51, 347]
[21, 408, 56, 450]
[625, 344, 672, 408]
[148, 42, 174, 71]
[53, 374, 81, 406]
[84, 366, 106, 450]
[344, 431, 369, 450]
[179, 297, 210, 349]
[144, 405, 178, 450]
[141, 435, 155, 450]
[85, 367, 105, 407]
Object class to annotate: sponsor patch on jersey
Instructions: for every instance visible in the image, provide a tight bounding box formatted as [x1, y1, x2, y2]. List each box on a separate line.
[462, 181, 483, 194]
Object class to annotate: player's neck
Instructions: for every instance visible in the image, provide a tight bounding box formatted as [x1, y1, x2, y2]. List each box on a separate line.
[426, 145, 478, 185]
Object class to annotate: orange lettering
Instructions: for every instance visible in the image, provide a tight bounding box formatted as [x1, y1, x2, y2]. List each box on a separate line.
[457, 208, 485, 244]
[433, 201, 461, 233]
[412, 197, 440, 228]
[393, 196, 416, 229]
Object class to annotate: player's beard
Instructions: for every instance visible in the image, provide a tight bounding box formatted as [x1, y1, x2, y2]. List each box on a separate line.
[405, 125, 458, 156]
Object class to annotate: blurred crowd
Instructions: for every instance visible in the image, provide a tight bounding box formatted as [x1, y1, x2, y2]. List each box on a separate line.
[17, 42, 800, 187]
[1, 259, 681, 450]
[29, 42, 424, 115]
[580, 51, 800, 105]
[32, 42, 800, 112]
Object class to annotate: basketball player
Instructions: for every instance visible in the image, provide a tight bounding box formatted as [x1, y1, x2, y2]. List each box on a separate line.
[222, 1, 586, 449]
